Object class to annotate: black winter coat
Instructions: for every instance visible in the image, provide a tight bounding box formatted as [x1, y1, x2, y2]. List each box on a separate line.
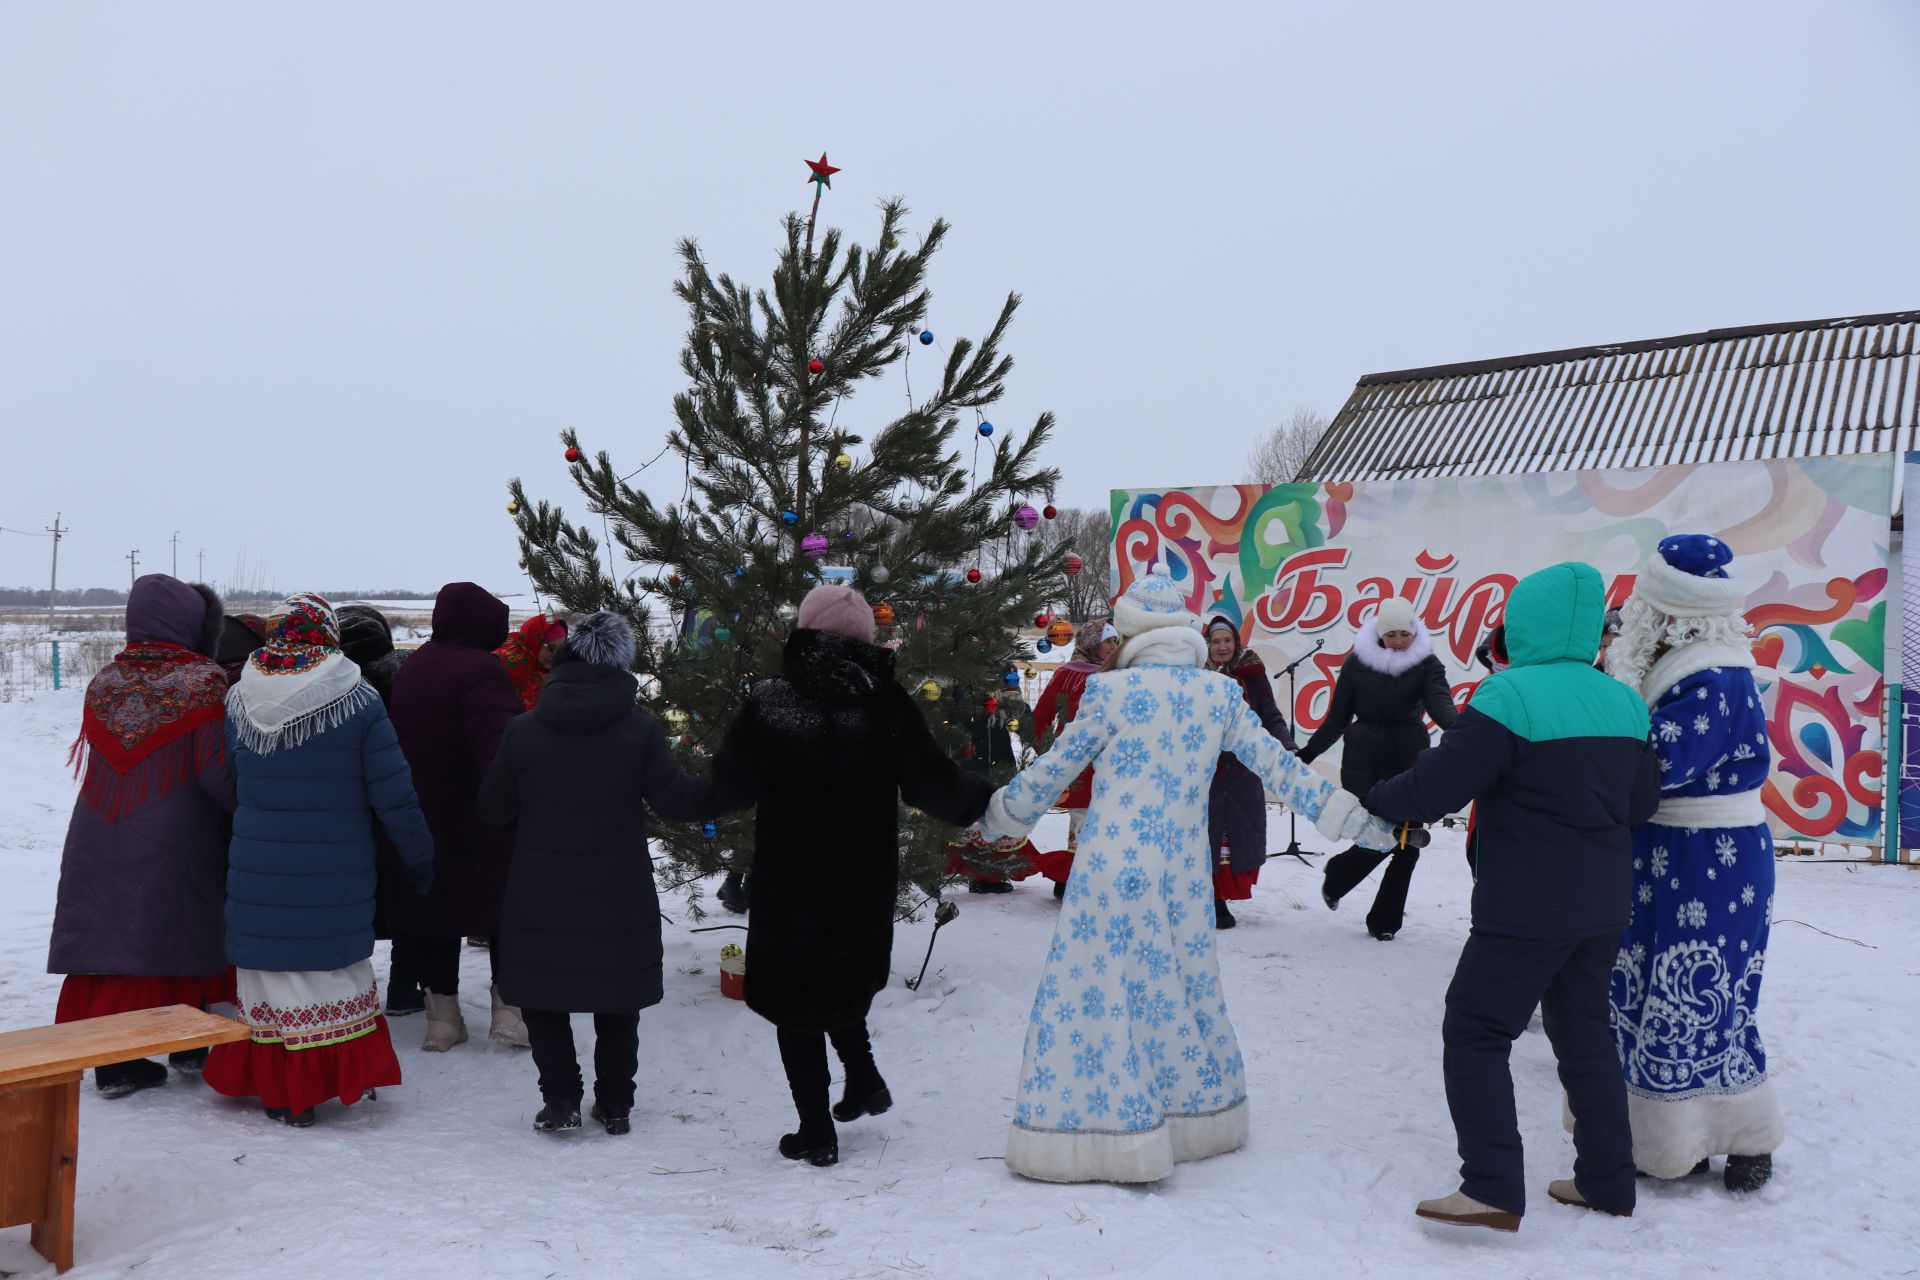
[710, 630, 992, 1032]
[1298, 626, 1458, 798]
[478, 660, 736, 1013]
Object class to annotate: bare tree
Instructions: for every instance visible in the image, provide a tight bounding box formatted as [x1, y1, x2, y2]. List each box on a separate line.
[1035, 506, 1113, 622]
[1244, 405, 1331, 485]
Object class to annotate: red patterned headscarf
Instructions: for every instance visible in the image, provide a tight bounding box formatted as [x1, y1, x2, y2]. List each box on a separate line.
[250, 592, 341, 676]
[71, 645, 228, 822]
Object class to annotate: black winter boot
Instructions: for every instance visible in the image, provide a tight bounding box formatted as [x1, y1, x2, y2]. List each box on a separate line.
[95, 1057, 168, 1099]
[779, 1122, 839, 1167]
[832, 1081, 893, 1123]
[534, 1099, 582, 1132]
[168, 1047, 209, 1073]
[385, 975, 425, 1017]
[590, 1101, 631, 1136]
[717, 870, 751, 915]
[1214, 900, 1237, 930]
[1052, 879, 1067, 900]
[1724, 1154, 1772, 1192]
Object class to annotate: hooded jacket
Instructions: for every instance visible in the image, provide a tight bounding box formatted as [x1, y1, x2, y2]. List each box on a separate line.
[479, 658, 736, 1012]
[385, 583, 524, 937]
[708, 628, 990, 1031]
[1298, 619, 1458, 796]
[1366, 563, 1660, 937]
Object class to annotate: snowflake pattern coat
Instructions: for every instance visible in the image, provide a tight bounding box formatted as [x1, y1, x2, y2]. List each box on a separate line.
[1612, 658, 1784, 1176]
[979, 658, 1400, 1183]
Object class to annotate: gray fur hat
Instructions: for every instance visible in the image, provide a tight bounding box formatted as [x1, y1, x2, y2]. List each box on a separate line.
[562, 610, 636, 670]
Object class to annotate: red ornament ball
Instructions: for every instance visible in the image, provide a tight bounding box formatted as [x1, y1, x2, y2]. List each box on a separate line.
[808, 358, 825, 375]
[983, 696, 1000, 713]
[669, 575, 683, 589]
[966, 568, 982, 584]
[1064, 553, 1083, 577]
[1033, 613, 1047, 628]
[1043, 504, 1058, 520]
[565, 446, 582, 463]
[960, 744, 977, 760]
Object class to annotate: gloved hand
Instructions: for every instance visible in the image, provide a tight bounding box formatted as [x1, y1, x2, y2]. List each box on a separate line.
[407, 861, 434, 897]
[1314, 791, 1376, 843]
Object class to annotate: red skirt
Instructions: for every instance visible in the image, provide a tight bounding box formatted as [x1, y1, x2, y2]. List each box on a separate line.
[945, 836, 1044, 883]
[203, 1018, 402, 1113]
[1212, 836, 1260, 902]
[55, 970, 236, 1023]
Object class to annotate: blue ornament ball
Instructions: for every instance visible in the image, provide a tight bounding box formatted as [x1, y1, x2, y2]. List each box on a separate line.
[1002, 671, 1020, 689]
[1037, 639, 1052, 653]
[977, 422, 994, 437]
[780, 510, 798, 526]
[919, 330, 935, 346]
[714, 626, 731, 643]
[701, 822, 718, 839]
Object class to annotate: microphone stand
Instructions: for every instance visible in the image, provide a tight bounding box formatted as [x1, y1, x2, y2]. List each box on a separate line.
[1272, 639, 1325, 867]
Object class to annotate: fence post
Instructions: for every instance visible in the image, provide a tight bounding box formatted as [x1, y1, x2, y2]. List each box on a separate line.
[51, 639, 60, 692]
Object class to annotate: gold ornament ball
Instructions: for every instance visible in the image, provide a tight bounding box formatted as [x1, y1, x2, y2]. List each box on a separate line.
[1007, 718, 1021, 732]
[834, 452, 853, 471]
[919, 679, 941, 701]
[663, 708, 690, 734]
[506, 500, 519, 514]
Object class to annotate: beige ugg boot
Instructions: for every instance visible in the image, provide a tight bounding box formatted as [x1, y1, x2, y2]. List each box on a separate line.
[1414, 1189, 1521, 1232]
[488, 984, 530, 1048]
[421, 992, 469, 1052]
[1547, 1178, 1633, 1217]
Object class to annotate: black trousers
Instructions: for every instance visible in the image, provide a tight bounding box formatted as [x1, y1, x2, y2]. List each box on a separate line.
[776, 1023, 881, 1128]
[1441, 930, 1635, 1217]
[394, 935, 498, 996]
[523, 1009, 641, 1111]
[1322, 845, 1421, 936]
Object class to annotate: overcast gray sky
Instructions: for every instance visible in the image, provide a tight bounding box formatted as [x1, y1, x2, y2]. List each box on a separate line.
[3, 1, 1916, 595]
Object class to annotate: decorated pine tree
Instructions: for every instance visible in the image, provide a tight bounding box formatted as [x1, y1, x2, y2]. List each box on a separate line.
[507, 159, 1065, 911]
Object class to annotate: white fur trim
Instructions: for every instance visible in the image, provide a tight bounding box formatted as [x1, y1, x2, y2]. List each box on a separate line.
[1561, 1078, 1783, 1178]
[979, 786, 1033, 844]
[1005, 1097, 1248, 1184]
[1641, 639, 1755, 706]
[1115, 626, 1208, 671]
[1635, 554, 1748, 619]
[1627, 1081, 1784, 1177]
[1651, 792, 1766, 829]
[1315, 792, 1365, 842]
[1348, 619, 1435, 677]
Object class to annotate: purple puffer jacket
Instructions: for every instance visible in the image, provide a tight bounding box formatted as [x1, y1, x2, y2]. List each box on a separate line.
[383, 582, 523, 938]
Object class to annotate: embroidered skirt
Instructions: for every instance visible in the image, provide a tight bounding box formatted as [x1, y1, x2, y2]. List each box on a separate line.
[203, 961, 401, 1113]
[55, 970, 237, 1023]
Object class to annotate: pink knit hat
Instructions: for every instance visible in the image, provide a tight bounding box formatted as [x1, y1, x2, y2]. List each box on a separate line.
[796, 584, 876, 644]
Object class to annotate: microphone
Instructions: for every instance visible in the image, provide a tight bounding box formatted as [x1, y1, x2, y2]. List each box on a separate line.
[1274, 638, 1325, 678]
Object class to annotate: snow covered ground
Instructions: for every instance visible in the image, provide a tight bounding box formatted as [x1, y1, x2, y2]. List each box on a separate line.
[2, 688, 1916, 1279]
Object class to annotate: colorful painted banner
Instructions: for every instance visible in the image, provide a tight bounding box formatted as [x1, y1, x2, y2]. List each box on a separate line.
[1112, 455, 1895, 845]
[1898, 454, 1920, 851]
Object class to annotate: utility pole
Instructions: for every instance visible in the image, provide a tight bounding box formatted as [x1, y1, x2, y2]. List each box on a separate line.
[171, 530, 179, 576]
[45, 513, 65, 634]
[127, 549, 140, 588]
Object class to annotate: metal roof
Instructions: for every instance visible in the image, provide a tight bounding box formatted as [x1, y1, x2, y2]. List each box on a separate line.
[1300, 311, 1920, 481]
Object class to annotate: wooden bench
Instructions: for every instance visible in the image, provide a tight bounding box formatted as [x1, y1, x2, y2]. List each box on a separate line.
[0, 1005, 249, 1273]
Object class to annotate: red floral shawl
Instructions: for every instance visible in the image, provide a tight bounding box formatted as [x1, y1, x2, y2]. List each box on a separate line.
[70, 641, 229, 821]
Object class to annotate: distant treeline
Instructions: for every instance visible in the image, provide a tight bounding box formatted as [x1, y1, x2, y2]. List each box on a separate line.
[0, 587, 435, 607]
